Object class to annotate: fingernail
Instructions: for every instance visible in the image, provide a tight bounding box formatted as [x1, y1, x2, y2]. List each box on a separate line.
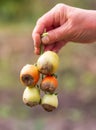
[42, 36, 49, 44]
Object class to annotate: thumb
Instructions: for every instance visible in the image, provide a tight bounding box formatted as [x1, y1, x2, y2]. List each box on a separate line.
[41, 23, 69, 44]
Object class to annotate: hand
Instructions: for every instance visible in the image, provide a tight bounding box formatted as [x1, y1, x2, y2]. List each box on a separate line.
[32, 3, 96, 54]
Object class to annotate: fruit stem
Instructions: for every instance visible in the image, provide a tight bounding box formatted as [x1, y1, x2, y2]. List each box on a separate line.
[37, 84, 40, 88]
[40, 29, 48, 55]
[51, 73, 58, 78]
[40, 43, 43, 55]
[55, 93, 58, 95]
[41, 73, 44, 80]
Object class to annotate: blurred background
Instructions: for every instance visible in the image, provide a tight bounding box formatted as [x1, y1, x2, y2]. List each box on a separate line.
[0, 0, 96, 130]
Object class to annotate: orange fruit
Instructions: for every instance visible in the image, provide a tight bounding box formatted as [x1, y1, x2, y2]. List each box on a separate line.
[40, 75, 58, 93]
[20, 64, 40, 87]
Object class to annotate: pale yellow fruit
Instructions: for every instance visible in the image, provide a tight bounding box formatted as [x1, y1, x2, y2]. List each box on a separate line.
[41, 93, 58, 112]
[23, 87, 41, 107]
[37, 51, 59, 75]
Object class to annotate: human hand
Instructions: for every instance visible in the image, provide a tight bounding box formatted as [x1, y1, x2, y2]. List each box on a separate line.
[32, 3, 96, 55]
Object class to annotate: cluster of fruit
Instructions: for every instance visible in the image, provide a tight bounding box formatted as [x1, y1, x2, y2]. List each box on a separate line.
[20, 51, 59, 112]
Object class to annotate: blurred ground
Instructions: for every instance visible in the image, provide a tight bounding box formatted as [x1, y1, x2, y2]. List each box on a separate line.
[0, 25, 96, 130]
[0, 116, 96, 130]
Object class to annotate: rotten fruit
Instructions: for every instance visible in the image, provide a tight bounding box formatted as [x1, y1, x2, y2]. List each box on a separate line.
[19, 32, 60, 112]
[20, 64, 40, 86]
[40, 75, 58, 93]
[41, 93, 58, 112]
[37, 51, 59, 75]
[23, 87, 41, 107]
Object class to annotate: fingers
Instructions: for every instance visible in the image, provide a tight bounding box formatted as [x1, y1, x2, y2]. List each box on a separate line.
[32, 24, 44, 55]
[32, 10, 55, 54]
[44, 44, 54, 52]
[52, 41, 67, 53]
[44, 40, 67, 53]
[41, 23, 69, 45]
[32, 3, 69, 54]
[33, 22, 69, 54]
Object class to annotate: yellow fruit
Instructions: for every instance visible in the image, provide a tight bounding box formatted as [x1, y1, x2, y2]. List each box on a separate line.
[41, 93, 58, 112]
[37, 51, 59, 75]
[23, 87, 41, 107]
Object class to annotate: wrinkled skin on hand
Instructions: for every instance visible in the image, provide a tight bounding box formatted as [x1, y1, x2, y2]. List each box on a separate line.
[32, 3, 96, 55]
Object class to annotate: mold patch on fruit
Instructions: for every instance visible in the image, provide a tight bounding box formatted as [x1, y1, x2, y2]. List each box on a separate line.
[22, 74, 34, 86]
[39, 62, 53, 75]
[41, 82, 55, 93]
[42, 104, 56, 112]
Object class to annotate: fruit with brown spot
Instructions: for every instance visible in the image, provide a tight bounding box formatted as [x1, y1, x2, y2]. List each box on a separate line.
[37, 51, 59, 75]
[23, 87, 41, 107]
[20, 64, 40, 87]
[41, 93, 58, 112]
[40, 76, 58, 93]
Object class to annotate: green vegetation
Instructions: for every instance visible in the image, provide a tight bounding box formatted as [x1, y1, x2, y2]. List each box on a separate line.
[0, 0, 95, 24]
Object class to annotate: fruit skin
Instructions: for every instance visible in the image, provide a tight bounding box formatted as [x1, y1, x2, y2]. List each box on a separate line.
[37, 51, 59, 75]
[20, 64, 40, 87]
[40, 76, 58, 93]
[23, 87, 41, 107]
[41, 93, 58, 112]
